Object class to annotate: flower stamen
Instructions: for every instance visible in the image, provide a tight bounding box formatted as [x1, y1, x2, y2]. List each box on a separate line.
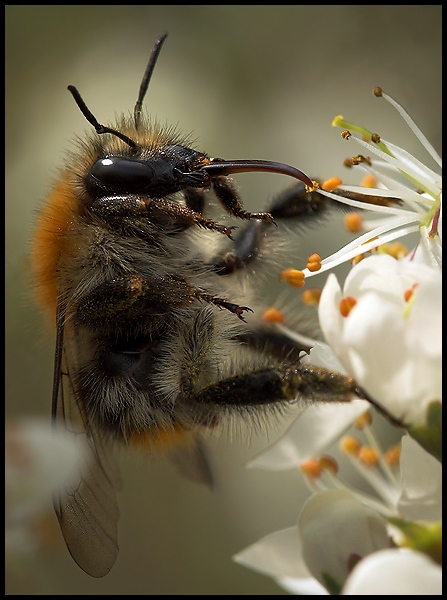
[303, 87, 442, 278]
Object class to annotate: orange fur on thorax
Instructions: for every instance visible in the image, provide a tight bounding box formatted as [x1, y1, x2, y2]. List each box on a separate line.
[32, 176, 80, 325]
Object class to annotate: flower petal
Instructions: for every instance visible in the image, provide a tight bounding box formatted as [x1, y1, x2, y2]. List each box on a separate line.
[233, 527, 308, 580]
[247, 399, 369, 471]
[341, 548, 442, 595]
[318, 255, 442, 425]
[277, 575, 328, 595]
[298, 489, 391, 592]
[397, 435, 442, 521]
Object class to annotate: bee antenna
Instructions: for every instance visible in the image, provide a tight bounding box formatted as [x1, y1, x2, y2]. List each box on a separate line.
[67, 85, 140, 152]
[134, 32, 168, 130]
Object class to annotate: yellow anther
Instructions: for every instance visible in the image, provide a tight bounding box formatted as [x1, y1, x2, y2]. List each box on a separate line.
[307, 180, 320, 192]
[379, 242, 409, 259]
[340, 436, 361, 456]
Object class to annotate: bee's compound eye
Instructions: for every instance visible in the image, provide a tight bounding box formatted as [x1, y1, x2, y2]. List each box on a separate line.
[87, 157, 156, 196]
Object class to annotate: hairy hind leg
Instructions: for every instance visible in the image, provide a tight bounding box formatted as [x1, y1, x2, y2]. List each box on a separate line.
[191, 362, 367, 408]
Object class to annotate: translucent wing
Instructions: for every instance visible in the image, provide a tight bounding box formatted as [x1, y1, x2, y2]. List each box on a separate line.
[168, 431, 214, 487]
[52, 298, 122, 578]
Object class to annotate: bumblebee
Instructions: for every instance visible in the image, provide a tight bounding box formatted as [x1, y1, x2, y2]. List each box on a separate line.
[32, 33, 368, 577]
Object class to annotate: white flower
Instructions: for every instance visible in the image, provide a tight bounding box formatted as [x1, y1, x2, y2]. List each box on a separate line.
[5, 418, 86, 555]
[234, 428, 441, 594]
[297, 489, 392, 594]
[236, 331, 441, 594]
[397, 434, 442, 522]
[318, 253, 442, 427]
[234, 489, 392, 596]
[341, 548, 442, 595]
[237, 87, 442, 596]
[288, 87, 442, 284]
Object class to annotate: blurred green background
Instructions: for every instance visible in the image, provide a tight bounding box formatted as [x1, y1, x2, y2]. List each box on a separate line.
[6, 5, 441, 595]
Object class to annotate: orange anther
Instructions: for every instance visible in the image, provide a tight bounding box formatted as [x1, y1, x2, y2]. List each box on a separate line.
[340, 436, 361, 456]
[279, 268, 305, 288]
[384, 242, 409, 260]
[339, 296, 357, 317]
[344, 212, 363, 233]
[385, 443, 401, 467]
[306, 253, 322, 272]
[321, 177, 343, 191]
[262, 308, 285, 323]
[360, 174, 377, 188]
[358, 446, 379, 466]
[302, 288, 321, 306]
[300, 458, 322, 479]
[354, 412, 372, 429]
[404, 283, 418, 303]
[319, 455, 338, 474]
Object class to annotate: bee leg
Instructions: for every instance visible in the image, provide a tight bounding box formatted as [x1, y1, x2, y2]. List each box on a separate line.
[76, 275, 253, 322]
[76, 275, 154, 322]
[192, 363, 367, 407]
[183, 187, 206, 215]
[210, 180, 331, 275]
[210, 219, 269, 275]
[158, 187, 206, 233]
[211, 176, 276, 223]
[90, 194, 237, 238]
[266, 179, 329, 221]
[192, 363, 405, 427]
[194, 289, 253, 321]
[146, 197, 240, 238]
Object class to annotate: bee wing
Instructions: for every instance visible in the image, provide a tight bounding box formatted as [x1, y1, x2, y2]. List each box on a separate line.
[168, 432, 214, 488]
[52, 299, 121, 578]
